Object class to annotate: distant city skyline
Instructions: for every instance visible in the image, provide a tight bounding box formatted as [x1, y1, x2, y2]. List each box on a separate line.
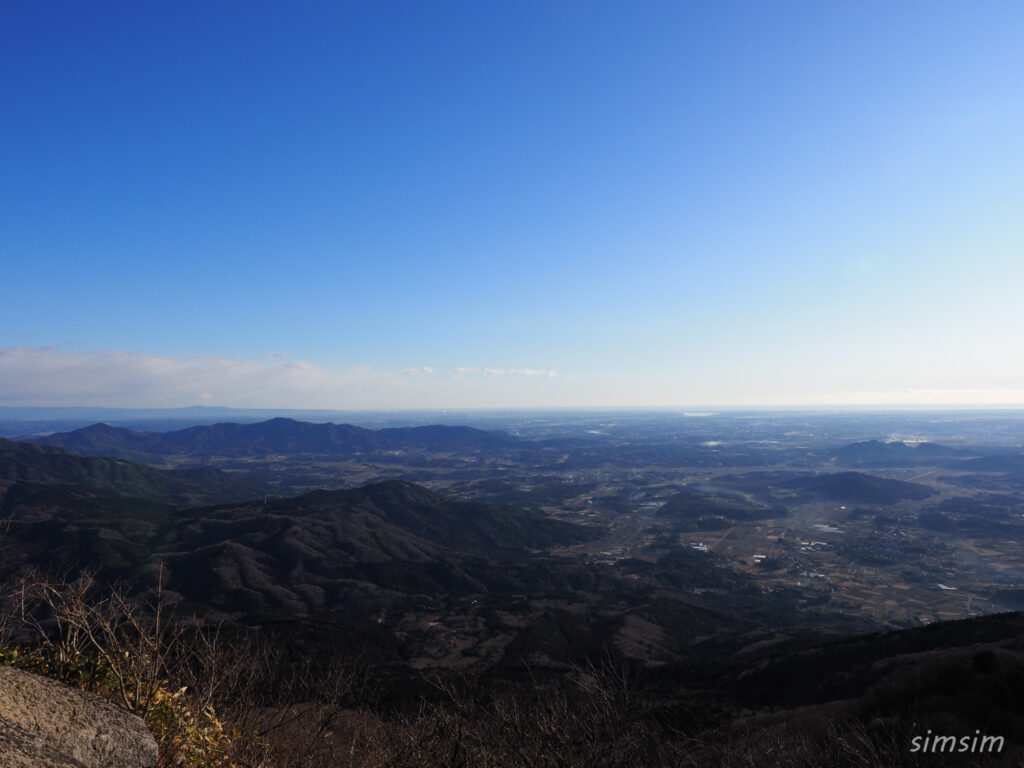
[4, 2, 1023, 409]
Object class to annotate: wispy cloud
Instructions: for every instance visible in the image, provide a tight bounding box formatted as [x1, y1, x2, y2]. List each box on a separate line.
[0, 347, 574, 409]
[454, 367, 559, 378]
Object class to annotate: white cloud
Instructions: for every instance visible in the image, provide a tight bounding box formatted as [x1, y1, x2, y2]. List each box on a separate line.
[0, 347, 575, 409]
[6, 346, 1018, 409]
[452, 366, 563, 378]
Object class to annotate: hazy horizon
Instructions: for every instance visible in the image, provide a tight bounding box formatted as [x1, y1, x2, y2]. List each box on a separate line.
[7, 402, 1024, 417]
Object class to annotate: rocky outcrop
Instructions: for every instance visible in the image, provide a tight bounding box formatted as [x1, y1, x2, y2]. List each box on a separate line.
[0, 666, 157, 768]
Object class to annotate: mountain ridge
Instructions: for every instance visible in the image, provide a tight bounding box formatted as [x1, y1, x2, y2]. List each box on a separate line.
[29, 418, 515, 461]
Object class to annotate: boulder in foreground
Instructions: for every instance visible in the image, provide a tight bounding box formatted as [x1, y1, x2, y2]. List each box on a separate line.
[0, 666, 157, 768]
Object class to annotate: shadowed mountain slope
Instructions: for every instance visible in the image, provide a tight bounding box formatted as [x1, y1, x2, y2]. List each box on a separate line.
[0, 476, 600, 617]
[705, 610, 1024, 764]
[144, 481, 597, 617]
[0, 438, 255, 506]
[168, 480, 591, 562]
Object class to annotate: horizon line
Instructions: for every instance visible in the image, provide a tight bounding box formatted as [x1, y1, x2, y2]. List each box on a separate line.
[5, 403, 1024, 414]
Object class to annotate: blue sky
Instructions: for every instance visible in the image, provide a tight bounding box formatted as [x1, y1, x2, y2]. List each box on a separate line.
[3, 1, 1024, 408]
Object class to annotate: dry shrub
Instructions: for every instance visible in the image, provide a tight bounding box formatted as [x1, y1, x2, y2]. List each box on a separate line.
[350, 660, 695, 768]
[1, 570, 236, 766]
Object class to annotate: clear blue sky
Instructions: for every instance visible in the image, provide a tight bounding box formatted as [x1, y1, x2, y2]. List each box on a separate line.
[3, 1, 1024, 408]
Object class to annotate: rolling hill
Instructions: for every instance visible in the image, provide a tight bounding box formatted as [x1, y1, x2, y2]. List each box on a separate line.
[0, 438, 256, 505]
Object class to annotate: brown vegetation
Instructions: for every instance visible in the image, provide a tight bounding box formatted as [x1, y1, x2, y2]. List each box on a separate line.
[2, 575, 1022, 767]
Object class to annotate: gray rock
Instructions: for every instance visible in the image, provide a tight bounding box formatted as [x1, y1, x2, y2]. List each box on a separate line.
[0, 666, 157, 768]
[0, 717, 89, 768]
